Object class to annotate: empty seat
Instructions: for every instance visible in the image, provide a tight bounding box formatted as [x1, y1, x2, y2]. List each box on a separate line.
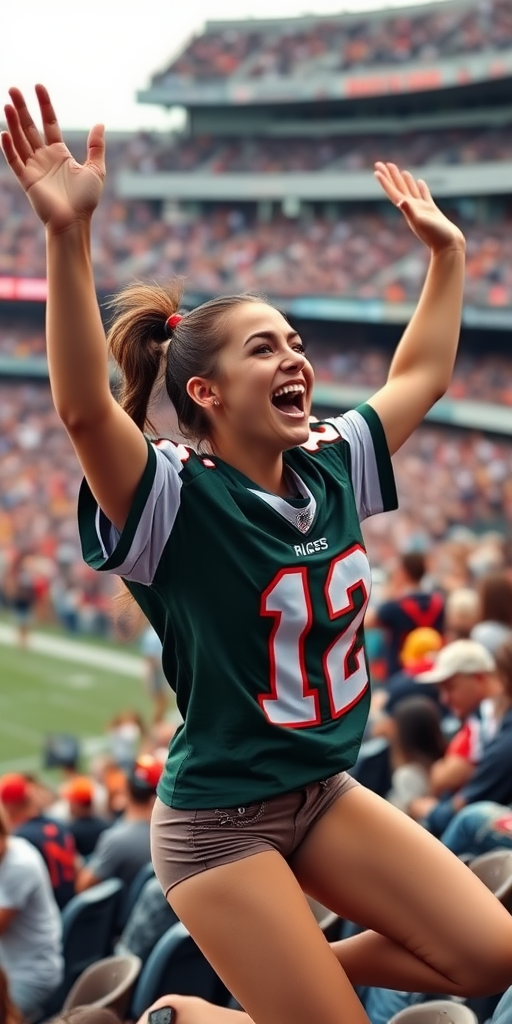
[470, 849, 512, 912]
[62, 954, 142, 1017]
[389, 1000, 478, 1023]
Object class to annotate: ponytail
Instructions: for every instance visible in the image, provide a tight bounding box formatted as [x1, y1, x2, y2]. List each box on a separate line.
[107, 280, 183, 433]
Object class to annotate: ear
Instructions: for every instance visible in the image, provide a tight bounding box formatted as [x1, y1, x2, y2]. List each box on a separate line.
[186, 376, 219, 410]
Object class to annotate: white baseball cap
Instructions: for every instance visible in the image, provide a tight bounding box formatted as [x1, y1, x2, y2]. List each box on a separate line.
[415, 639, 495, 685]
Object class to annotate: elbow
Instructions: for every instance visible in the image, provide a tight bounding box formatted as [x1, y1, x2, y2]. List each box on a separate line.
[56, 398, 113, 436]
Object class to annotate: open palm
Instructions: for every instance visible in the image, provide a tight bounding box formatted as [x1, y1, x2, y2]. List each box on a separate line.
[374, 161, 465, 254]
[1, 85, 105, 233]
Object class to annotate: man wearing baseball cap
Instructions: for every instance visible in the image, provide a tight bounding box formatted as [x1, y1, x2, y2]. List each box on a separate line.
[0, 772, 76, 908]
[411, 639, 512, 836]
[62, 777, 109, 858]
[76, 755, 162, 892]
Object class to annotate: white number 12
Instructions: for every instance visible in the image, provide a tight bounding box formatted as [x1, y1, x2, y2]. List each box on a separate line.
[258, 545, 370, 728]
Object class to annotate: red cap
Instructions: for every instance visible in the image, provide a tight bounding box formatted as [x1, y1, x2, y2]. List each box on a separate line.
[0, 773, 29, 805]
[129, 755, 162, 791]
[62, 776, 95, 805]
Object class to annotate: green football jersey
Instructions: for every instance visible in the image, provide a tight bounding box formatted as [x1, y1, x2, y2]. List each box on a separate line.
[79, 403, 397, 808]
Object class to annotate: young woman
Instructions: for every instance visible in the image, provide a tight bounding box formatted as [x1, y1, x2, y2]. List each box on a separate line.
[2, 85, 512, 1024]
[386, 695, 446, 814]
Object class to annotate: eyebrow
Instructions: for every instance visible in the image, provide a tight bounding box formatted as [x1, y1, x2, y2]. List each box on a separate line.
[243, 329, 300, 347]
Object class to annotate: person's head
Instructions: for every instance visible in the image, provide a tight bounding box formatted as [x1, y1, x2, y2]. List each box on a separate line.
[415, 639, 496, 719]
[391, 696, 446, 768]
[126, 755, 163, 807]
[400, 627, 443, 671]
[61, 776, 95, 818]
[0, 774, 33, 828]
[444, 587, 480, 641]
[108, 284, 314, 459]
[494, 637, 512, 704]
[390, 551, 426, 591]
[477, 571, 512, 627]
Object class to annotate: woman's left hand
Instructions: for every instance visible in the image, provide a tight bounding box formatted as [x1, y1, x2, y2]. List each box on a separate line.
[374, 161, 465, 255]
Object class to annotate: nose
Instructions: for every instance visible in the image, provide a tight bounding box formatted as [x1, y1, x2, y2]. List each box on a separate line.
[280, 348, 306, 372]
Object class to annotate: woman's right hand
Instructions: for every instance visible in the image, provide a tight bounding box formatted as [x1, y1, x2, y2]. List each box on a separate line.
[1, 84, 105, 234]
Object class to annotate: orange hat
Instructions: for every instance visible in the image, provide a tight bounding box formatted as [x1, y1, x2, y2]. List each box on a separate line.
[62, 776, 95, 805]
[129, 755, 162, 792]
[400, 628, 443, 669]
[0, 773, 29, 805]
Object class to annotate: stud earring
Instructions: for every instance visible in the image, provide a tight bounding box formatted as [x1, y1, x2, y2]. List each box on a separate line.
[213, 398, 220, 406]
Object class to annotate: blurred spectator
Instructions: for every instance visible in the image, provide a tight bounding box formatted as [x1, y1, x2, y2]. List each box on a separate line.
[386, 696, 446, 813]
[0, 965, 23, 1024]
[365, 551, 445, 676]
[471, 571, 512, 655]
[140, 624, 170, 725]
[107, 710, 145, 771]
[75, 754, 162, 892]
[60, 777, 110, 859]
[0, 773, 76, 909]
[3, 552, 37, 648]
[418, 636, 512, 835]
[444, 587, 481, 641]
[0, 803, 63, 1022]
[441, 799, 512, 857]
[115, 874, 179, 963]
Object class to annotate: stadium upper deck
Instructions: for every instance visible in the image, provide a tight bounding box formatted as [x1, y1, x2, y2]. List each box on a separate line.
[140, 0, 512, 107]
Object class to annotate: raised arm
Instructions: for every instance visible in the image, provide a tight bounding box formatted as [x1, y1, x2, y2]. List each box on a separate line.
[1, 86, 148, 530]
[367, 162, 466, 456]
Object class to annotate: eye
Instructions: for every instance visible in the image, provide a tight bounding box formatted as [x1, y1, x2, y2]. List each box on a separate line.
[253, 343, 273, 355]
[292, 343, 306, 354]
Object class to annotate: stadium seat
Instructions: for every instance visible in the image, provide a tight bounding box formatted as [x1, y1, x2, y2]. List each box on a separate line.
[62, 954, 142, 1016]
[348, 737, 392, 797]
[129, 922, 230, 1019]
[117, 860, 155, 931]
[388, 1001, 478, 1023]
[470, 850, 512, 912]
[41, 878, 125, 1017]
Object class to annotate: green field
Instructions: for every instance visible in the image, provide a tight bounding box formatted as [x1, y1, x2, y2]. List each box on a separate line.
[0, 624, 166, 776]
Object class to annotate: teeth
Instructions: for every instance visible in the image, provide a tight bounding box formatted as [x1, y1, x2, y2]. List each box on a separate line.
[272, 384, 305, 398]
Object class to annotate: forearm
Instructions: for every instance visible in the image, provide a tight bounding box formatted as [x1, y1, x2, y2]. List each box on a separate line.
[46, 221, 112, 428]
[388, 245, 465, 401]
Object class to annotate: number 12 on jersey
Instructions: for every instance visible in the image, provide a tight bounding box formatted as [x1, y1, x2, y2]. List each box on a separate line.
[259, 544, 371, 728]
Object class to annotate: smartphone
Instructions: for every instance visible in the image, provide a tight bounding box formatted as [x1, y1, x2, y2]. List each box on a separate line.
[147, 1009, 176, 1024]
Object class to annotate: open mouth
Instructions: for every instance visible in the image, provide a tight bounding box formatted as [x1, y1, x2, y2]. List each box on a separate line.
[271, 383, 306, 419]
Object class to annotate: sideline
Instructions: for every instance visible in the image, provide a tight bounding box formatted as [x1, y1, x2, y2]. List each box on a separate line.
[0, 622, 145, 676]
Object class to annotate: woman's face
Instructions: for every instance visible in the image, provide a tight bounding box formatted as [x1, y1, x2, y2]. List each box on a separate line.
[209, 302, 315, 454]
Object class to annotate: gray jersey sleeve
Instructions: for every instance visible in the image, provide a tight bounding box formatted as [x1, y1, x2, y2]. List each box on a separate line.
[327, 405, 398, 521]
[78, 439, 186, 586]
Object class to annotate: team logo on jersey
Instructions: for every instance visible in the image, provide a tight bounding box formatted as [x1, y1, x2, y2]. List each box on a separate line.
[296, 509, 314, 533]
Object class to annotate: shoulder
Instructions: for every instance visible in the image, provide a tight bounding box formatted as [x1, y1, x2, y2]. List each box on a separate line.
[4, 836, 45, 874]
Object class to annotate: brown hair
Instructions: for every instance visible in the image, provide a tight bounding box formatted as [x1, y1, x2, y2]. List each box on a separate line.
[107, 282, 265, 443]
[401, 552, 426, 584]
[478, 571, 512, 627]
[494, 636, 512, 699]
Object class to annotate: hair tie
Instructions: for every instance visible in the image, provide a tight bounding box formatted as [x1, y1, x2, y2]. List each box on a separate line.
[165, 313, 183, 337]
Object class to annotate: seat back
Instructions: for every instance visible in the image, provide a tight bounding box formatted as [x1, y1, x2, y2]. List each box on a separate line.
[129, 922, 229, 1020]
[389, 1000, 478, 1023]
[348, 737, 392, 797]
[43, 878, 125, 1017]
[117, 861, 155, 932]
[62, 954, 142, 1016]
[470, 850, 512, 911]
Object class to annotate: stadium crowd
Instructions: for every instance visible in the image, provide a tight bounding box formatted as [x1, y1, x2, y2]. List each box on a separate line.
[155, 0, 512, 84]
[2, 182, 512, 307]
[124, 125, 512, 174]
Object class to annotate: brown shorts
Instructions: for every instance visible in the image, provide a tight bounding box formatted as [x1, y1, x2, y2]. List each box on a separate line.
[151, 772, 359, 896]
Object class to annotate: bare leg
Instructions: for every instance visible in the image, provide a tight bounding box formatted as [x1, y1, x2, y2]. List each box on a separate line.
[168, 850, 371, 1024]
[291, 784, 512, 996]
